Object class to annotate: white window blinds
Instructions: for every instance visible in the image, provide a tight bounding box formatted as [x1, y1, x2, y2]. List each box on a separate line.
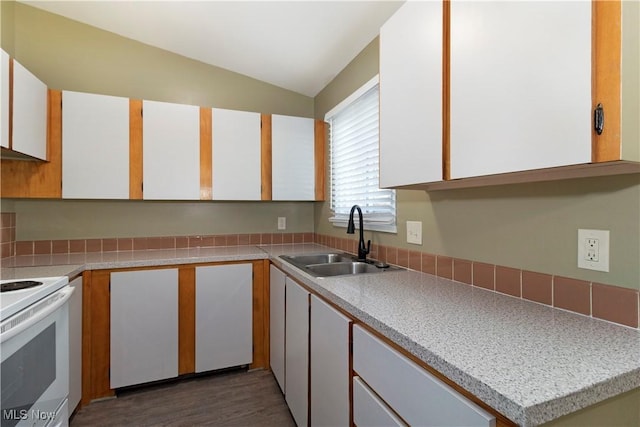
[327, 78, 396, 232]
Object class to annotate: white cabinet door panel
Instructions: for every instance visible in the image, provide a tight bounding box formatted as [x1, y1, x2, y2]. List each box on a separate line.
[110, 269, 179, 389]
[1, 50, 9, 148]
[379, 0, 443, 187]
[354, 376, 407, 427]
[195, 263, 253, 372]
[143, 100, 200, 200]
[269, 265, 286, 393]
[353, 325, 495, 427]
[310, 295, 351, 427]
[285, 277, 309, 427]
[272, 115, 314, 201]
[68, 276, 83, 412]
[62, 91, 129, 199]
[12, 60, 47, 160]
[212, 108, 261, 200]
[450, 1, 591, 179]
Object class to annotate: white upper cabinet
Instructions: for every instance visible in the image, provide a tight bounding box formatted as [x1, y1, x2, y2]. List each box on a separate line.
[1, 50, 9, 149]
[62, 91, 130, 199]
[379, 0, 443, 187]
[211, 108, 261, 200]
[272, 114, 315, 200]
[143, 100, 200, 200]
[12, 59, 48, 160]
[450, 1, 592, 179]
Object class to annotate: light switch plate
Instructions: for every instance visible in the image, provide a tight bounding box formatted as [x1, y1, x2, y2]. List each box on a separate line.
[577, 229, 609, 272]
[406, 221, 422, 245]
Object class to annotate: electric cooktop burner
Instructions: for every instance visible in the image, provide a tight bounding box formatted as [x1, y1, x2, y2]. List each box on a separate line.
[1, 280, 44, 292]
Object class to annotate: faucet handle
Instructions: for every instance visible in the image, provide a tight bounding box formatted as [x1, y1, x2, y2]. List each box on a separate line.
[366, 240, 371, 255]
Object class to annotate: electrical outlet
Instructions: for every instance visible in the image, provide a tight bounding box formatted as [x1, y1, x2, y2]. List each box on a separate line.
[578, 229, 609, 272]
[277, 217, 286, 230]
[406, 221, 422, 245]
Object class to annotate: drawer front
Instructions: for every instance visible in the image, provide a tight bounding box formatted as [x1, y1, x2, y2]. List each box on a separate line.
[353, 325, 495, 427]
[354, 376, 407, 427]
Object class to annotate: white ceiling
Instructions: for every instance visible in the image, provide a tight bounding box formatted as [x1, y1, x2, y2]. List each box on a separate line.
[22, 0, 404, 97]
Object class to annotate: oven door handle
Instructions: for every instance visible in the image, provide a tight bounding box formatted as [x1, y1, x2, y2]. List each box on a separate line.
[1, 286, 74, 343]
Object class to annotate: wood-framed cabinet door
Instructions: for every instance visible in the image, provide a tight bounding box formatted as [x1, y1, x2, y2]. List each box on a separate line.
[284, 277, 310, 427]
[110, 268, 179, 389]
[449, 0, 592, 179]
[379, 0, 443, 187]
[269, 264, 286, 393]
[310, 294, 351, 427]
[272, 114, 315, 201]
[62, 91, 130, 199]
[11, 59, 48, 160]
[142, 100, 200, 200]
[211, 108, 261, 200]
[194, 263, 253, 373]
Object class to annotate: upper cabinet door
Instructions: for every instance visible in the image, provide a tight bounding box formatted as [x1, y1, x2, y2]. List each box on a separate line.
[1, 50, 9, 149]
[272, 114, 315, 201]
[12, 60, 48, 160]
[211, 108, 261, 200]
[450, 1, 592, 179]
[379, 1, 443, 187]
[62, 91, 130, 199]
[143, 100, 200, 200]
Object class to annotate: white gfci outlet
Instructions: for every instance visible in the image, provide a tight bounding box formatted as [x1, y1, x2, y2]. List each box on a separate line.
[406, 221, 422, 245]
[578, 229, 609, 272]
[277, 217, 286, 230]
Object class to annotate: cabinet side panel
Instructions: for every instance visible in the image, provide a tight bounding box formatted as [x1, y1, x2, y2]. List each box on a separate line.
[379, 1, 443, 187]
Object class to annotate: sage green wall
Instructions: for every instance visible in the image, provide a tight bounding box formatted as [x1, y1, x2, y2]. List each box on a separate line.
[1, 2, 315, 238]
[314, 34, 640, 290]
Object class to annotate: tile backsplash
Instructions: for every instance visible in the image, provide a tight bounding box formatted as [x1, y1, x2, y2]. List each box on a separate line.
[4, 228, 638, 329]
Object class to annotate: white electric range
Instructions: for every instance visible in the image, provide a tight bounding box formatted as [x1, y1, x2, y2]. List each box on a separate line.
[1, 276, 72, 427]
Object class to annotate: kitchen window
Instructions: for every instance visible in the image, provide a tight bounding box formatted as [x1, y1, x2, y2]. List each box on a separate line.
[326, 75, 397, 233]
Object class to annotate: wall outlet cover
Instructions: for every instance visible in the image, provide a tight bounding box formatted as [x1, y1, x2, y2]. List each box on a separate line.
[406, 221, 422, 245]
[577, 229, 609, 272]
[277, 217, 286, 230]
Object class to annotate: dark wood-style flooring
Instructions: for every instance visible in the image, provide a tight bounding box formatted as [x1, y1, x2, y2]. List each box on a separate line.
[71, 369, 296, 427]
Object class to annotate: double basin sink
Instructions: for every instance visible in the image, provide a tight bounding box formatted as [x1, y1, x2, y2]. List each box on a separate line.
[280, 252, 404, 278]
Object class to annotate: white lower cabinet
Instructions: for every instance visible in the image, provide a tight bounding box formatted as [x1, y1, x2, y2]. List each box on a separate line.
[110, 269, 179, 389]
[310, 295, 351, 427]
[269, 265, 286, 392]
[68, 276, 83, 413]
[284, 277, 309, 427]
[353, 325, 495, 427]
[195, 263, 253, 372]
[353, 376, 406, 427]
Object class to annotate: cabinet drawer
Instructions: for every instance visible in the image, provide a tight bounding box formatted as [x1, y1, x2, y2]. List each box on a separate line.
[353, 325, 495, 427]
[354, 376, 406, 427]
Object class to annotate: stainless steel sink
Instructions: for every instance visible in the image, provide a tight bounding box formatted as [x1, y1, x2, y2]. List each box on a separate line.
[279, 253, 404, 277]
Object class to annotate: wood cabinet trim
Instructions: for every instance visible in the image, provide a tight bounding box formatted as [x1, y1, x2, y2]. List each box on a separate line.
[129, 99, 143, 199]
[178, 267, 196, 375]
[200, 107, 213, 200]
[8, 57, 13, 149]
[592, 0, 621, 162]
[261, 114, 273, 200]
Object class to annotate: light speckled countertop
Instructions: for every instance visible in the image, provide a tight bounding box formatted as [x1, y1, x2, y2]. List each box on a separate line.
[2, 243, 639, 426]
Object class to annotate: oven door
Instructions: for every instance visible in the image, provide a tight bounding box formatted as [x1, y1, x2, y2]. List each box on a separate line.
[1, 287, 73, 427]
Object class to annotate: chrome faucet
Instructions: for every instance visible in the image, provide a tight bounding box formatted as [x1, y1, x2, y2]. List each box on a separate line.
[347, 205, 371, 262]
